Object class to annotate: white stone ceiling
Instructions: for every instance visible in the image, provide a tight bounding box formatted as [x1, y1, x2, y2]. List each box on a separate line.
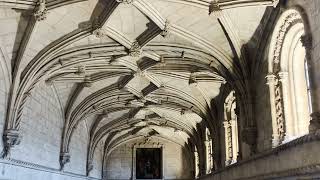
[0, 0, 278, 162]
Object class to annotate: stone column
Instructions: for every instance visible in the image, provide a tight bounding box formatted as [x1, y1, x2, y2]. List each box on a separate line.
[223, 121, 231, 165]
[266, 74, 280, 147]
[230, 118, 238, 163]
[278, 71, 295, 140]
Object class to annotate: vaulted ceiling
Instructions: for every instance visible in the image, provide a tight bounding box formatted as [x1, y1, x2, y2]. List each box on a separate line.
[0, 0, 278, 168]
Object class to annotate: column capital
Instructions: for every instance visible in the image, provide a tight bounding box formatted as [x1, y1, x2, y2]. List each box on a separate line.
[266, 74, 277, 85]
[309, 112, 320, 133]
[60, 152, 71, 171]
[1, 129, 21, 158]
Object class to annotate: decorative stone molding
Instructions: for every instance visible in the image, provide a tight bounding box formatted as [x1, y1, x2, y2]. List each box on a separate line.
[129, 41, 141, 57]
[34, 0, 47, 21]
[266, 73, 285, 147]
[116, 0, 134, 4]
[60, 153, 71, 171]
[1, 129, 21, 158]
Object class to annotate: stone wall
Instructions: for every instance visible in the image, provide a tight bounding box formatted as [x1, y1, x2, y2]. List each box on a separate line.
[105, 138, 193, 180]
[200, 133, 320, 180]
[0, 81, 103, 179]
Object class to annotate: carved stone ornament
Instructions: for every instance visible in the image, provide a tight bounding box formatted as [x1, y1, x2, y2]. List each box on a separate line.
[309, 112, 320, 133]
[161, 20, 170, 38]
[1, 129, 21, 158]
[60, 152, 71, 170]
[92, 28, 108, 38]
[34, 0, 47, 21]
[209, 0, 221, 16]
[129, 41, 141, 57]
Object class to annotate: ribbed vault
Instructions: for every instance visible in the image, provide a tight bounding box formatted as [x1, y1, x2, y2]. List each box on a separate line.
[0, 0, 279, 177]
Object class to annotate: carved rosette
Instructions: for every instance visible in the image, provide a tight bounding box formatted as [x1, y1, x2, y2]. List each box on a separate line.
[60, 152, 71, 170]
[1, 129, 21, 158]
[34, 0, 47, 21]
[129, 41, 141, 57]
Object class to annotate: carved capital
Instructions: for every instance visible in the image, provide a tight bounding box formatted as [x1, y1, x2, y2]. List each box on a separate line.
[60, 152, 71, 170]
[242, 127, 257, 154]
[129, 41, 141, 57]
[34, 0, 47, 21]
[300, 34, 312, 49]
[309, 112, 320, 133]
[266, 74, 277, 85]
[1, 129, 21, 158]
[83, 76, 92, 88]
[92, 28, 108, 38]
[86, 160, 94, 176]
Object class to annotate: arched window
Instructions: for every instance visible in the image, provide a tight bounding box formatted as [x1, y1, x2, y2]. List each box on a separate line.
[223, 91, 239, 166]
[205, 128, 213, 173]
[267, 9, 311, 147]
[194, 147, 200, 178]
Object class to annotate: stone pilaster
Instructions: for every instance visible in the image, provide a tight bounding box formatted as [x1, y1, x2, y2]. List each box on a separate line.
[266, 74, 280, 147]
[278, 71, 295, 140]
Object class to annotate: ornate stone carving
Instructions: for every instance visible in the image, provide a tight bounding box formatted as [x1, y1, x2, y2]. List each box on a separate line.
[60, 152, 70, 170]
[116, 0, 134, 4]
[1, 130, 21, 158]
[34, 0, 47, 21]
[309, 112, 320, 133]
[274, 78, 285, 142]
[161, 20, 170, 38]
[92, 28, 108, 38]
[129, 41, 141, 57]
[209, 0, 221, 16]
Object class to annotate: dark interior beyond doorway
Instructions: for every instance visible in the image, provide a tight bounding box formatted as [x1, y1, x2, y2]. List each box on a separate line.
[136, 148, 162, 179]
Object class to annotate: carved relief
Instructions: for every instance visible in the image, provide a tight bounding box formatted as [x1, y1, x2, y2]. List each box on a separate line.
[129, 41, 141, 57]
[34, 0, 47, 21]
[274, 78, 285, 143]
